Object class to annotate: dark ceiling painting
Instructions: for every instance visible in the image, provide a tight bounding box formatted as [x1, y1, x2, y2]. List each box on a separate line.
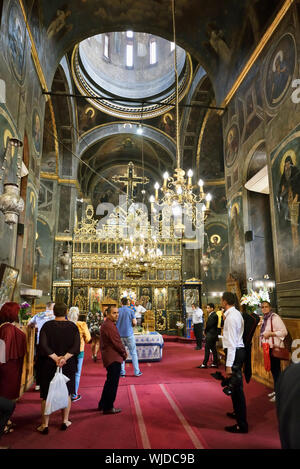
[20, 0, 285, 104]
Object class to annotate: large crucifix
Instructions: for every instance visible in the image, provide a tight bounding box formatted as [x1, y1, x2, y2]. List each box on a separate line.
[112, 161, 149, 201]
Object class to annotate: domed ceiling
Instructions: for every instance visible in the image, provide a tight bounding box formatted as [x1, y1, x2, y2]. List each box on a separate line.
[72, 32, 192, 119]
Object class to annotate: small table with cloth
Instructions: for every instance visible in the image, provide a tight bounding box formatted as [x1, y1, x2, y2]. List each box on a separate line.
[125, 332, 164, 362]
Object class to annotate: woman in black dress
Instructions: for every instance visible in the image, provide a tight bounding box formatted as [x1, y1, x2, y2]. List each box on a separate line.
[37, 303, 80, 434]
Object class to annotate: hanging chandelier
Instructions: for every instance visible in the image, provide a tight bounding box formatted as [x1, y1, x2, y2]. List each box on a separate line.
[149, 0, 211, 233]
[112, 234, 163, 278]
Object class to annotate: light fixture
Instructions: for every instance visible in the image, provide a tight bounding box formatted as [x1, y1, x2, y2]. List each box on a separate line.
[112, 234, 163, 278]
[149, 0, 211, 233]
[0, 138, 24, 228]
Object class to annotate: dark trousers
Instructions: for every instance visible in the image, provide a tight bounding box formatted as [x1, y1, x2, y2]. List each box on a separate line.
[193, 323, 203, 349]
[230, 348, 248, 430]
[35, 345, 42, 386]
[0, 397, 15, 437]
[98, 362, 121, 411]
[203, 334, 218, 366]
[270, 350, 281, 389]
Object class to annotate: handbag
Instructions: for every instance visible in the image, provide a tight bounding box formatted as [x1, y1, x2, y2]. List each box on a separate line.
[270, 315, 290, 361]
[262, 342, 271, 372]
[44, 367, 70, 415]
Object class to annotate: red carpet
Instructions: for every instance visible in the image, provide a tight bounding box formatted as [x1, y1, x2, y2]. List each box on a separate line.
[2, 342, 281, 449]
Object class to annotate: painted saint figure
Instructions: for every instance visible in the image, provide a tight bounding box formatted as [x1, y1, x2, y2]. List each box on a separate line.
[277, 154, 300, 250]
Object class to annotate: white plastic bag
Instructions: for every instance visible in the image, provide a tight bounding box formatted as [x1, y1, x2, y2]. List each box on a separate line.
[44, 367, 70, 415]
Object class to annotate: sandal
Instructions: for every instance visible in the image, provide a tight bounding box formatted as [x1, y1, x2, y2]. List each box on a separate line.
[60, 421, 72, 430]
[36, 425, 49, 435]
[3, 424, 14, 434]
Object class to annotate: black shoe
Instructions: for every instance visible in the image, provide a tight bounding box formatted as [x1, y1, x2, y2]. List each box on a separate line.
[103, 408, 121, 414]
[195, 347, 201, 350]
[226, 412, 237, 419]
[60, 422, 72, 431]
[224, 424, 248, 434]
[197, 364, 207, 368]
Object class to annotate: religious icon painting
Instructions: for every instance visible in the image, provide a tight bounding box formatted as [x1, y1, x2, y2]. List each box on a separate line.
[270, 126, 300, 281]
[83, 242, 90, 253]
[139, 287, 152, 310]
[0, 264, 19, 306]
[91, 268, 98, 279]
[99, 268, 107, 280]
[116, 269, 123, 280]
[54, 286, 70, 306]
[168, 287, 180, 310]
[32, 110, 41, 155]
[166, 244, 173, 255]
[105, 287, 118, 300]
[157, 269, 164, 280]
[74, 242, 81, 253]
[173, 270, 180, 281]
[174, 244, 181, 255]
[149, 269, 156, 280]
[89, 288, 103, 312]
[100, 242, 107, 254]
[0, 111, 17, 179]
[108, 269, 115, 280]
[7, 1, 26, 85]
[91, 242, 98, 254]
[108, 243, 116, 254]
[184, 288, 199, 313]
[165, 270, 172, 281]
[225, 124, 239, 168]
[264, 33, 296, 109]
[155, 288, 166, 310]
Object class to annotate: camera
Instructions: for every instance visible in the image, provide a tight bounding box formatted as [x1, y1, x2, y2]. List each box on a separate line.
[211, 368, 242, 397]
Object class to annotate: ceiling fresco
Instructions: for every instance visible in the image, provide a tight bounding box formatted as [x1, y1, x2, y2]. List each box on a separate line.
[23, 0, 285, 104]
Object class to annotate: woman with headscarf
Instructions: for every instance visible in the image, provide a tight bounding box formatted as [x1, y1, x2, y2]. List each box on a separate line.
[260, 301, 288, 402]
[67, 306, 91, 402]
[0, 302, 27, 434]
[0, 302, 27, 400]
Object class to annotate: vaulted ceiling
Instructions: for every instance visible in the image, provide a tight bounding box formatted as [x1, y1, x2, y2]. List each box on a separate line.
[27, 0, 284, 103]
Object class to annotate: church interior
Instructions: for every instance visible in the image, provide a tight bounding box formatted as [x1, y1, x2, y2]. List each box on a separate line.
[1, 0, 300, 450]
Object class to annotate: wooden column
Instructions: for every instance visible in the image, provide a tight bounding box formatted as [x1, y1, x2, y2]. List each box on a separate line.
[19, 325, 35, 397]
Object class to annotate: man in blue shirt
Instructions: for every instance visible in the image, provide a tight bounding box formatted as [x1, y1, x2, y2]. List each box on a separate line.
[116, 297, 142, 377]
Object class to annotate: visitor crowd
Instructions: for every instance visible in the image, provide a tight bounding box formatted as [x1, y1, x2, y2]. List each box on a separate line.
[0, 293, 299, 449]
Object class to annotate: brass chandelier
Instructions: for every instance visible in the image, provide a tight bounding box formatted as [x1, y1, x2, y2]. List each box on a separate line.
[149, 0, 212, 231]
[112, 234, 163, 278]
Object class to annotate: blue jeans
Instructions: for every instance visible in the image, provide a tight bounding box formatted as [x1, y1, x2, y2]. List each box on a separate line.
[121, 335, 140, 376]
[72, 354, 84, 398]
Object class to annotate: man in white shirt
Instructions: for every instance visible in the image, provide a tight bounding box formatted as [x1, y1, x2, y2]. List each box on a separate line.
[28, 301, 55, 390]
[221, 292, 248, 434]
[191, 303, 204, 350]
[135, 300, 146, 327]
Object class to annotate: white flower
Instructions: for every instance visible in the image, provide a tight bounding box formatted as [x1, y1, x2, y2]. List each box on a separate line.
[176, 321, 184, 329]
[258, 288, 270, 303]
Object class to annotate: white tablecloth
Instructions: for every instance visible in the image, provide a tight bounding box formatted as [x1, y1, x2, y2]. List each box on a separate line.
[125, 332, 164, 362]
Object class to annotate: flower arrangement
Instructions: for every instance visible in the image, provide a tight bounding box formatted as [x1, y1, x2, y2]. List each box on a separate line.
[240, 288, 271, 312]
[240, 290, 261, 308]
[19, 302, 31, 324]
[176, 321, 184, 329]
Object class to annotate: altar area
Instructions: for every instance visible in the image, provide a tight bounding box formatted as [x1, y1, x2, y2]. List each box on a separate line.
[126, 331, 164, 362]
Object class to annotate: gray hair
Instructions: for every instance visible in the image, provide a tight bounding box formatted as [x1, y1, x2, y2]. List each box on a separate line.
[68, 306, 79, 323]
